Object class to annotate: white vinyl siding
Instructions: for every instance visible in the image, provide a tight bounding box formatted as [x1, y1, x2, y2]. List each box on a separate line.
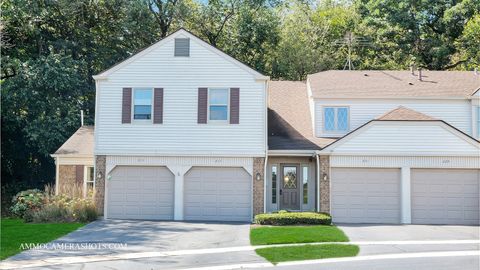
[329, 121, 479, 156]
[315, 99, 472, 137]
[95, 33, 265, 156]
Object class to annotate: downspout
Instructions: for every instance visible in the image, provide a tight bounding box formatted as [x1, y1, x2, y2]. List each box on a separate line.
[315, 151, 320, 212]
[263, 79, 269, 213]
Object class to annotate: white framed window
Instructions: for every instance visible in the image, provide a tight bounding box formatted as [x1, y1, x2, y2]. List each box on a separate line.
[208, 88, 229, 122]
[133, 88, 153, 121]
[84, 166, 95, 197]
[323, 106, 349, 134]
[302, 166, 308, 204]
[271, 165, 277, 204]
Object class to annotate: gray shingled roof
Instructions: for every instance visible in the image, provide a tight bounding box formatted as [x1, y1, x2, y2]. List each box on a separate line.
[268, 81, 335, 150]
[377, 106, 437, 121]
[54, 126, 94, 156]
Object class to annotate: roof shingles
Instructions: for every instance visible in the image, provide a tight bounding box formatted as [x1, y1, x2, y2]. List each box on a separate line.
[308, 70, 480, 98]
[54, 126, 94, 156]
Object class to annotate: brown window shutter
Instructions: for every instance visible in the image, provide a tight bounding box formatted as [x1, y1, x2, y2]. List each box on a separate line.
[122, 88, 132, 123]
[198, 88, 208, 124]
[230, 88, 240, 124]
[75, 165, 84, 184]
[153, 88, 164, 124]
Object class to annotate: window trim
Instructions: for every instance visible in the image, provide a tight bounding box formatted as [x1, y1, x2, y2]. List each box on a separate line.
[83, 166, 95, 198]
[271, 165, 278, 205]
[322, 106, 350, 136]
[132, 88, 154, 123]
[302, 165, 308, 205]
[207, 88, 230, 123]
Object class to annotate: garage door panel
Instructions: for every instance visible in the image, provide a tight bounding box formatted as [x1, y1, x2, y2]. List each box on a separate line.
[412, 169, 479, 225]
[332, 168, 401, 224]
[184, 167, 251, 222]
[107, 166, 174, 220]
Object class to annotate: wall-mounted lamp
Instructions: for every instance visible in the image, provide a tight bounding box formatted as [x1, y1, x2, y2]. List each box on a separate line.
[323, 174, 328, 181]
[256, 172, 262, 181]
[96, 171, 103, 180]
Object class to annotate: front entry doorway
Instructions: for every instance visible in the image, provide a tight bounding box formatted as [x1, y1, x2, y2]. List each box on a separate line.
[280, 164, 300, 210]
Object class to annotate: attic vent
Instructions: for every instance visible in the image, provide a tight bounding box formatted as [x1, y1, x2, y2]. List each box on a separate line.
[174, 38, 190, 57]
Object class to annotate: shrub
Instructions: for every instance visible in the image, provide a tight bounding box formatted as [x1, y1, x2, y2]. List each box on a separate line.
[254, 212, 332, 226]
[10, 186, 98, 223]
[10, 189, 46, 218]
[30, 204, 70, 223]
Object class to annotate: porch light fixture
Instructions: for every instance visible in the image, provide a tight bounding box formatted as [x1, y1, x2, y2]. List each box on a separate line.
[256, 172, 262, 181]
[96, 171, 103, 180]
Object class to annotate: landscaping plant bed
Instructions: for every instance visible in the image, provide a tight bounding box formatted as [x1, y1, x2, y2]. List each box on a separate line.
[254, 211, 331, 226]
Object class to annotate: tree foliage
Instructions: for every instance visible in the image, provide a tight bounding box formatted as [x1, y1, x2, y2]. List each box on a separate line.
[1, 0, 479, 197]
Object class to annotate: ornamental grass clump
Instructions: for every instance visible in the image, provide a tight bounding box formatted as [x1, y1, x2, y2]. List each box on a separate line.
[9, 185, 98, 223]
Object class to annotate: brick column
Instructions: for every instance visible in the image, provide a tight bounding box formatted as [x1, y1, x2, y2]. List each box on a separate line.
[319, 155, 330, 213]
[252, 157, 265, 217]
[94, 155, 106, 216]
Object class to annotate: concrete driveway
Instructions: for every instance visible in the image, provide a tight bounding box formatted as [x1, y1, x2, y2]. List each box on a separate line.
[338, 224, 480, 256]
[338, 224, 480, 241]
[7, 219, 261, 263]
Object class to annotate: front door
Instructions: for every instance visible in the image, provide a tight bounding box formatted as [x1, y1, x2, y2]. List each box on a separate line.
[280, 165, 300, 210]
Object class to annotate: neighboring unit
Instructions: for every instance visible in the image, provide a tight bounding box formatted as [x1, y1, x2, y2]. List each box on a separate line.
[53, 29, 480, 225]
[51, 126, 94, 197]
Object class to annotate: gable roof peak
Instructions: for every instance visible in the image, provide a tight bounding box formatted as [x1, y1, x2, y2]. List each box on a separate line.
[93, 28, 268, 80]
[376, 106, 437, 121]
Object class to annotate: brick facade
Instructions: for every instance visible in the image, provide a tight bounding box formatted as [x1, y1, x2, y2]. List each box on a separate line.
[94, 155, 106, 215]
[252, 157, 265, 216]
[319, 155, 330, 213]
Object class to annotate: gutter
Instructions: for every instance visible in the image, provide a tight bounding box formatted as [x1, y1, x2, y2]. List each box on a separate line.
[315, 151, 320, 212]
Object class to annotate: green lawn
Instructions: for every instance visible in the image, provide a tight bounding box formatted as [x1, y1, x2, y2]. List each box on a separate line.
[250, 225, 349, 245]
[255, 244, 359, 264]
[0, 218, 85, 260]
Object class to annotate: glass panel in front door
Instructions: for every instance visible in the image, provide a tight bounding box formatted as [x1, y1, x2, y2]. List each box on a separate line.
[283, 167, 297, 189]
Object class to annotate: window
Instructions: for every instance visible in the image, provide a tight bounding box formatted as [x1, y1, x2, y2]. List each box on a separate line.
[323, 107, 349, 133]
[271, 165, 277, 204]
[85, 167, 95, 197]
[302, 166, 308, 204]
[209, 88, 229, 121]
[133, 88, 152, 120]
[283, 166, 297, 188]
[174, 38, 190, 57]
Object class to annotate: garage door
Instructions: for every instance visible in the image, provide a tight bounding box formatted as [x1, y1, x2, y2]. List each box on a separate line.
[331, 168, 401, 224]
[184, 167, 251, 222]
[412, 169, 480, 225]
[107, 166, 174, 220]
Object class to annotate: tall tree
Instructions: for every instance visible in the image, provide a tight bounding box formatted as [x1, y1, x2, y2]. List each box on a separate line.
[356, 0, 480, 70]
[148, 0, 187, 37]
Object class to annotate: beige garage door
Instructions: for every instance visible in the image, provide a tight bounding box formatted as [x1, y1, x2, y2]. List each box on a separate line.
[184, 167, 251, 222]
[412, 169, 480, 225]
[107, 166, 174, 220]
[331, 168, 401, 224]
